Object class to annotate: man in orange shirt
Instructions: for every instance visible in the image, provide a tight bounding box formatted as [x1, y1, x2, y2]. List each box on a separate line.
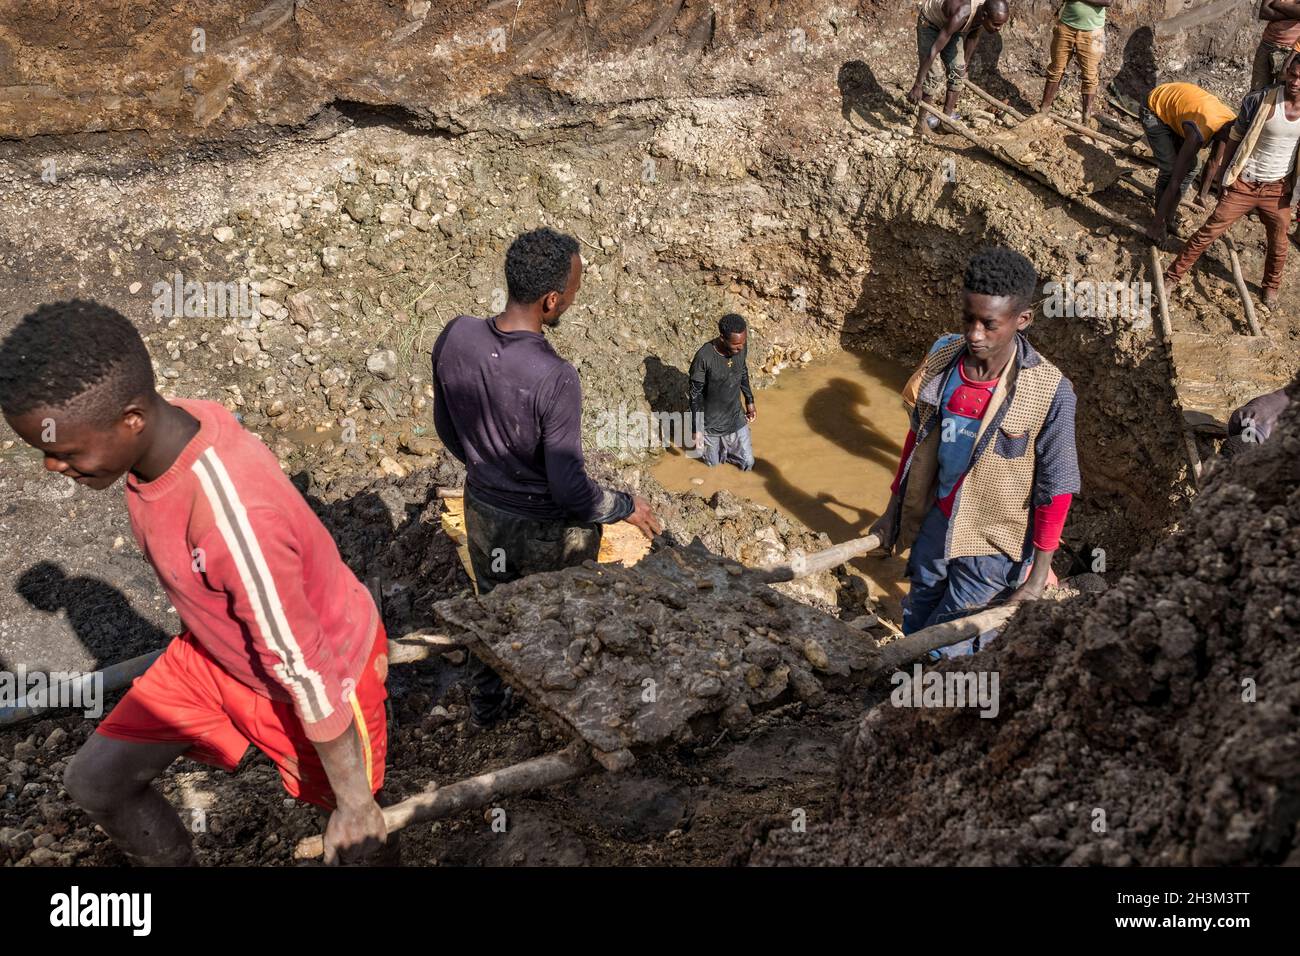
[1165, 58, 1300, 310]
[1140, 82, 1237, 243]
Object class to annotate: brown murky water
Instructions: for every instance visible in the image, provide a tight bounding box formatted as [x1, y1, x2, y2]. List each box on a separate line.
[652, 348, 913, 617]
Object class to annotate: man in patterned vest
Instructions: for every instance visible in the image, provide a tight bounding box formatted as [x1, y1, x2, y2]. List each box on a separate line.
[871, 247, 1080, 657]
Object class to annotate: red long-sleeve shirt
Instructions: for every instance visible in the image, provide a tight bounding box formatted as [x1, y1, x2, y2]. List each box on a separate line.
[125, 399, 378, 742]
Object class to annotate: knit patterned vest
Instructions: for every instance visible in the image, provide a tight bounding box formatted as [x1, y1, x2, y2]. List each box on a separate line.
[898, 337, 1063, 559]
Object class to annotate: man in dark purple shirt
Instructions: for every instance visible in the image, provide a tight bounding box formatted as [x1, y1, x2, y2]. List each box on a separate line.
[432, 227, 660, 728]
[1222, 387, 1292, 459]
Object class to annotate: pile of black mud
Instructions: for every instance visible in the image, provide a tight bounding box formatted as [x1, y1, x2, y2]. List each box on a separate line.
[745, 379, 1300, 867]
[435, 543, 880, 760]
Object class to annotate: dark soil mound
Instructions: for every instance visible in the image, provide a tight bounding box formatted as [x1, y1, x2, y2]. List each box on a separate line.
[747, 379, 1300, 867]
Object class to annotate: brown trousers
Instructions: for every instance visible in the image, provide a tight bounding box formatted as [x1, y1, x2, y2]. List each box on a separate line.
[1046, 23, 1104, 95]
[1166, 178, 1294, 294]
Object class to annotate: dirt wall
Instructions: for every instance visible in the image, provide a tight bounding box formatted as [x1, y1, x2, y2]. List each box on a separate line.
[746, 374, 1300, 866]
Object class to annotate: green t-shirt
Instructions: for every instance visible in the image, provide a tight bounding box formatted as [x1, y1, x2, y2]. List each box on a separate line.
[1060, 1, 1106, 31]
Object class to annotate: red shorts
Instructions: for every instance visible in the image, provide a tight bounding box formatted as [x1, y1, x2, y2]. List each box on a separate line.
[97, 623, 389, 809]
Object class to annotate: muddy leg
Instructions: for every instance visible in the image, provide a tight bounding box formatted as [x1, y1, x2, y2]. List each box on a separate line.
[64, 733, 195, 866]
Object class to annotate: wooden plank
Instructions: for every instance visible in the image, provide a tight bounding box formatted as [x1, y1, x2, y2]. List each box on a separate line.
[1150, 247, 1202, 488]
[440, 497, 651, 583]
[1222, 237, 1263, 336]
[916, 101, 1145, 236]
[1169, 331, 1296, 429]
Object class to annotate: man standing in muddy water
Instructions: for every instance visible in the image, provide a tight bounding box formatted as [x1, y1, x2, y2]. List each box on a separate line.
[431, 226, 661, 732]
[689, 313, 757, 471]
[869, 246, 1079, 657]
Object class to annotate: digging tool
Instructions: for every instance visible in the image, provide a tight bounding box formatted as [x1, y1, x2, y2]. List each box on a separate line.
[875, 604, 1019, 670]
[387, 631, 467, 665]
[1046, 112, 1156, 164]
[916, 101, 1146, 238]
[293, 740, 597, 861]
[0, 649, 163, 727]
[1094, 113, 1143, 140]
[292, 590, 1028, 861]
[1221, 237, 1263, 336]
[0, 627, 469, 727]
[960, 80, 1155, 165]
[960, 79, 1026, 122]
[760, 533, 882, 582]
[1150, 245, 1204, 489]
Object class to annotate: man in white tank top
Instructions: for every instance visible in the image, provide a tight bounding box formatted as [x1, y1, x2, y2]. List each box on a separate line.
[909, 0, 1010, 134]
[1165, 57, 1300, 310]
[1241, 98, 1300, 184]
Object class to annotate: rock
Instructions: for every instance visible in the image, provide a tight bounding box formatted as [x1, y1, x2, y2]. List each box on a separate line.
[287, 289, 327, 329]
[12, 741, 36, 762]
[266, 399, 287, 418]
[378, 457, 407, 478]
[787, 666, 824, 703]
[541, 666, 578, 691]
[742, 638, 781, 668]
[689, 675, 723, 698]
[379, 204, 405, 224]
[212, 226, 235, 243]
[233, 340, 262, 364]
[42, 728, 66, 751]
[253, 278, 289, 297]
[26, 847, 60, 867]
[413, 188, 434, 211]
[320, 246, 344, 272]
[399, 432, 436, 456]
[592, 747, 636, 773]
[366, 349, 399, 380]
[721, 700, 754, 728]
[802, 638, 829, 671]
[366, 249, 404, 272]
[345, 191, 375, 222]
[0, 828, 34, 859]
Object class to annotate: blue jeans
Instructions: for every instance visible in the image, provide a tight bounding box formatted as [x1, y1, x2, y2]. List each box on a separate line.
[701, 424, 754, 471]
[903, 506, 1029, 658]
[1141, 105, 1190, 215]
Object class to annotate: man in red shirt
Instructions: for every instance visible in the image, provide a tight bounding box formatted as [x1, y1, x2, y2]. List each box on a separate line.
[0, 301, 388, 865]
[871, 248, 1079, 657]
